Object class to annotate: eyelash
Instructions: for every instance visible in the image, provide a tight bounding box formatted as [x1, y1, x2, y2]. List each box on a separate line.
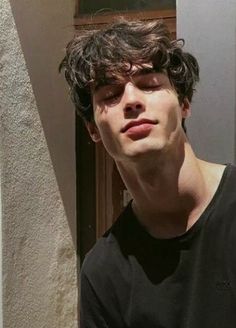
[140, 84, 161, 90]
[103, 93, 120, 102]
[102, 89, 123, 102]
[100, 80, 162, 103]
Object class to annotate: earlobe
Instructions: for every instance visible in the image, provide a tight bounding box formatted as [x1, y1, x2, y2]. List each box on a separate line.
[86, 122, 101, 143]
[181, 98, 191, 118]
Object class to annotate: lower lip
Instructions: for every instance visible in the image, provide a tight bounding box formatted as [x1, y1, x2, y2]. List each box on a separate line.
[125, 123, 154, 139]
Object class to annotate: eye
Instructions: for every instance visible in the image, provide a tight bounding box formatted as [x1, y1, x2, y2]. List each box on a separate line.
[140, 83, 161, 91]
[135, 74, 162, 92]
[100, 86, 123, 104]
[103, 91, 121, 101]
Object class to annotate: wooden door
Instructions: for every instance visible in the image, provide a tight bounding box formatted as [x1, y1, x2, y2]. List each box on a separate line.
[75, 2, 176, 261]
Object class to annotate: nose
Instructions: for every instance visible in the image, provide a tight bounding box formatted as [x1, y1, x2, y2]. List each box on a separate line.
[123, 82, 145, 115]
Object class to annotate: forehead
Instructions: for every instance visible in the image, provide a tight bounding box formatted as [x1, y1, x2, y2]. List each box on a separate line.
[91, 63, 161, 93]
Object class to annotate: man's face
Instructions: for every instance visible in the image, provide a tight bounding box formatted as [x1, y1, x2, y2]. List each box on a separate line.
[88, 65, 190, 163]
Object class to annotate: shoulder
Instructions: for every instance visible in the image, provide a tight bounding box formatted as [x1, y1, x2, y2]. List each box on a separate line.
[199, 160, 236, 178]
[81, 233, 118, 278]
[199, 161, 236, 195]
[81, 203, 135, 284]
[80, 209, 134, 321]
[199, 160, 226, 183]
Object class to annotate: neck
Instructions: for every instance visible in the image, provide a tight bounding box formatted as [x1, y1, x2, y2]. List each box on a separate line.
[116, 141, 215, 239]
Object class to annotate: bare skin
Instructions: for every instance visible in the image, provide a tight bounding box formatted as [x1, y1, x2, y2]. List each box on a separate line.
[88, 67, 226, 239]
[117, 143, 225, 239]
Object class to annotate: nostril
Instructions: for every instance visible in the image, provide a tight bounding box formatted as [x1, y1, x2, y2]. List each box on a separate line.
[125, 103, 143, 112]
[136, 104, 143, 110]
[124, 102, 144, 114]
[125, 106, 133, 112]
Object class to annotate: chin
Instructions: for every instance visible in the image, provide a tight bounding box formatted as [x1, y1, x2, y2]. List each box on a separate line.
[122, 140, 167, 160]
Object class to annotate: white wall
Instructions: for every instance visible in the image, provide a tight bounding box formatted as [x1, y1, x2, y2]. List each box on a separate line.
[0, 0, 77, 327]
[0, 133, 2, 328]
[177, 0, 236, 164]
[9, 0, 77, 241]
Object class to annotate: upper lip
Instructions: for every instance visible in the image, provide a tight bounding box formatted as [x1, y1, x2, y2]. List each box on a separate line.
[121, 119, 158, 133]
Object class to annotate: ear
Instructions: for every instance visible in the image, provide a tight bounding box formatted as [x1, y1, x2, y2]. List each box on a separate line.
[181, 98, 191, 119]
[86, 122, 101, 143]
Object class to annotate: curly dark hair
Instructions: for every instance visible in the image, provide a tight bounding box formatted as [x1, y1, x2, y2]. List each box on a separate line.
[59, 18, 199, 131]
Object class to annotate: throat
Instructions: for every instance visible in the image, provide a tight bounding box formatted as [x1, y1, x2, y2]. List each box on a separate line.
[130, 161, 226, 239]
[116, 143, 226, 240]
[132, 195, 202, 239]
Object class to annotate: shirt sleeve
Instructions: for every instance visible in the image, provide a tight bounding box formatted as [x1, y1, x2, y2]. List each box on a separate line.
[80, 270, 109, 328]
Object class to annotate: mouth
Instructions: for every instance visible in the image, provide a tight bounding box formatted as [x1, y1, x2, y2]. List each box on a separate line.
[121, 119, 158, 133]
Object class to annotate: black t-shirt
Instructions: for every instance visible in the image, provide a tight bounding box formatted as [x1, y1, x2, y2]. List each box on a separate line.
[80, 164, 236, 328]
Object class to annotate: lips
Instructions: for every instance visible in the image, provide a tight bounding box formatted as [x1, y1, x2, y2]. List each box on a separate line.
[121, 119, 157, 133]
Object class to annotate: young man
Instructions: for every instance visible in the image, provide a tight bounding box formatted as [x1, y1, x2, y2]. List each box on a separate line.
[60, 19, 236, 327]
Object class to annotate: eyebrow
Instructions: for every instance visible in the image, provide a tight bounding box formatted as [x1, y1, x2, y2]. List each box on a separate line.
[94, 78, 119, 92]
[94, 67, 159, 92]
[130, 67, 157, 77]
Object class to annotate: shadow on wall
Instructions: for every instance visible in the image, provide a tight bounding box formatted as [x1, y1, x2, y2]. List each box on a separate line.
[9, 0, 77, 247]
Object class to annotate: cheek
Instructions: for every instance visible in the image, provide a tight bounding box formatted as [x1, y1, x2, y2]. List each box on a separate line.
[97, 122, 112, 140]
[95, 119, 122, 157]
[95, 116, 120, 150]
[95, 105, 121, 132]
[152, 96, 182, 131]
[166, 108, 181, 132]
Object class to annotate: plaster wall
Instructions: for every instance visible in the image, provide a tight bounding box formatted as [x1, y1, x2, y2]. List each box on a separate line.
[0, 129, 2, 328]
[9, 0, 77, 241]
[177, 0, 236, 164]
[0, 0, 77, 327]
